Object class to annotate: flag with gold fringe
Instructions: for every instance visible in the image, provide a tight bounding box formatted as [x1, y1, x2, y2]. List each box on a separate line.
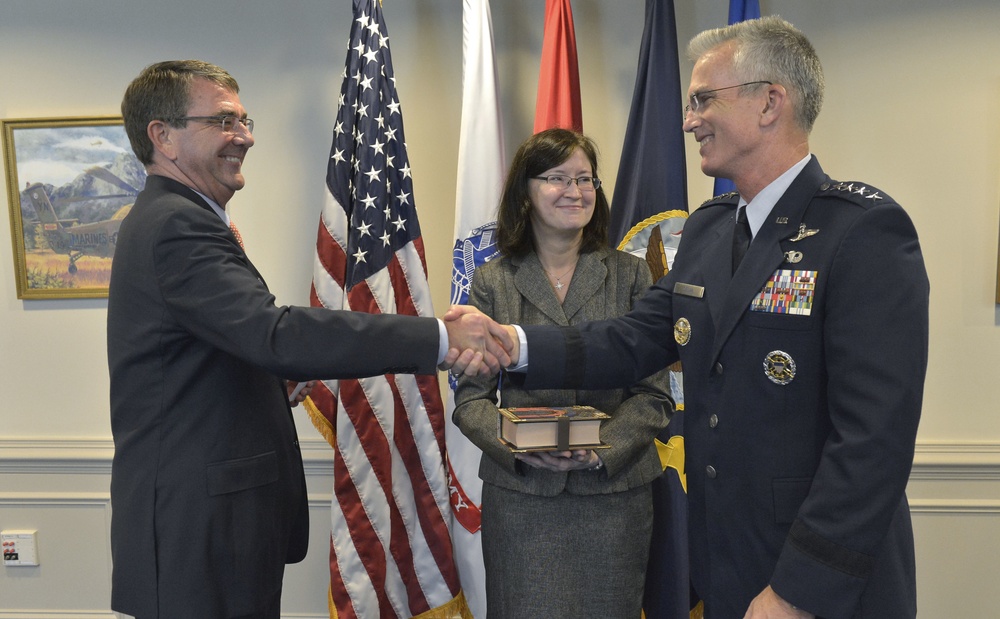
[305, 1, 470, 616]
[607, 1, 695, 617]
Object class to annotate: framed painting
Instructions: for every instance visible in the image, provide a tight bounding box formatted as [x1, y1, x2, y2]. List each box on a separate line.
[2, 116, 146, 299]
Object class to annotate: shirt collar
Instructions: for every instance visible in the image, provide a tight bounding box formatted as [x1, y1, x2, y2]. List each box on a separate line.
[192, 189, 229, 225]
[739, 154, 811, 237]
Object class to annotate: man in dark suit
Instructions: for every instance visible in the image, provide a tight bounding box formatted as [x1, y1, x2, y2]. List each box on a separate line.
[107, 60, 506, 619]
[473, 16, 928, 619]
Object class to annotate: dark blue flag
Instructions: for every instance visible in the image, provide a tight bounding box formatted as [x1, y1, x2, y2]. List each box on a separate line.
[609, 0, 687, 245]
[607, 2, 693, 618]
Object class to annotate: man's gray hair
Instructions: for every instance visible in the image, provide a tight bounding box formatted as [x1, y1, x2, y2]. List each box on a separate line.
[688, 15, 824, 133]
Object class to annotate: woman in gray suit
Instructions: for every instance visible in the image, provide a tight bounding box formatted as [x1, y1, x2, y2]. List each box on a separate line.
[453, 128, 673, 617]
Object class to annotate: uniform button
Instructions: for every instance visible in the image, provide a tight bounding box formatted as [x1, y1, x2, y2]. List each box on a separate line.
[706, 465, 717, 479]
[714, 362, 724, 374]
[709, 414, 719, 428]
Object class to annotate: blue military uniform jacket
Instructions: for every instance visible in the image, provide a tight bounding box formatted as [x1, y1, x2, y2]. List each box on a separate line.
[518, 156, 928, 619]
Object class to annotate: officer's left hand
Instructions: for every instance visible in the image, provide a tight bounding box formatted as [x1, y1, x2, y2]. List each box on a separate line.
[743, 586, 813, 619]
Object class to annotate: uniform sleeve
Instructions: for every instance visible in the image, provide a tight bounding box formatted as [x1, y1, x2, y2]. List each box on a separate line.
[770, 201, 928, 617]
[589, 257, 673, 476]
[519, 273, 679, 390]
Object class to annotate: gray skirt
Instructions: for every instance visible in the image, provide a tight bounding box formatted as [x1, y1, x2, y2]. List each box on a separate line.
[481, 482, 653, 618]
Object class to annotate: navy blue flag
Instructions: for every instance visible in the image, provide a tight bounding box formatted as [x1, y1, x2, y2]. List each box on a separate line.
[713, 0, 761, 197]
[609, 0, 687, 245]
[607, 2, 693, 618]
[645, 404, 693, 619]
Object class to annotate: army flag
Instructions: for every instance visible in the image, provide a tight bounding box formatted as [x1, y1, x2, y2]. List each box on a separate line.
[447, 1, 506, 617]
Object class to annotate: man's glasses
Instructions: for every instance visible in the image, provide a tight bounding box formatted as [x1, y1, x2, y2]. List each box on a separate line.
[532, 175, 602, 191]
[173, 115, 254, 134]
[683, 81, 772, 118]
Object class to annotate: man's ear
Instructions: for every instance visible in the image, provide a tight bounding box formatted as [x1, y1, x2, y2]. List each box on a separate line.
[760, 83, 787, 127]
[147, 120, 178, 161]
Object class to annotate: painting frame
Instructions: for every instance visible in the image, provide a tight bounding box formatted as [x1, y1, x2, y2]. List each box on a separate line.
[3, 116, 145, 299]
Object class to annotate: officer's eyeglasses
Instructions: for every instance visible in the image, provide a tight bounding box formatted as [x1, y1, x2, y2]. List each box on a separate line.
[683, 81, 772, 119]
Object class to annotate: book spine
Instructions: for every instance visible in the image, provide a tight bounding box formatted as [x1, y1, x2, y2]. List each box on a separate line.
[556, 416, 570, 451]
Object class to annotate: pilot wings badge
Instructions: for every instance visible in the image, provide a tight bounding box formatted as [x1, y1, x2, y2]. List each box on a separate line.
[788, 223, 819, 242]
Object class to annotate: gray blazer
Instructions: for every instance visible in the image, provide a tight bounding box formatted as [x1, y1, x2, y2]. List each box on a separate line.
[453, 247, 672, 497]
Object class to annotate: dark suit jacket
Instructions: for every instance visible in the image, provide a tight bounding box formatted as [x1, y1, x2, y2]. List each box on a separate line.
[516, 157, 929, 619]
[107, 175, 440, 618]
[453, 247, 672, 497]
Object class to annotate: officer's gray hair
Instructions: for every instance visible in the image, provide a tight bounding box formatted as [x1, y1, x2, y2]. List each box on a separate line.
[688, 15, 824, 133]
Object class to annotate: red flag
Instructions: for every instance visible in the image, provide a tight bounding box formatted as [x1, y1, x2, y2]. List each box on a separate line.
[305, 1, 469, 616]
[533, 0, 583, 133]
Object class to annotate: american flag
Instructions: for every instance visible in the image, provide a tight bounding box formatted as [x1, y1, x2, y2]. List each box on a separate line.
[305, 1, 467, 616]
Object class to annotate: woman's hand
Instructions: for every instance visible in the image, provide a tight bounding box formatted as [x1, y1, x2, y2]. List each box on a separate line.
[515, 449, 602, 472]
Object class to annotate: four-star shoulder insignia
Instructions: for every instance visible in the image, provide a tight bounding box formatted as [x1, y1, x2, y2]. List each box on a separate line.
[819, 181, 889, 202]
[697, 191, 740, 210]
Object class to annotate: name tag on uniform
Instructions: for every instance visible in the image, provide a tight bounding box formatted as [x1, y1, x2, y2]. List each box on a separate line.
[673, 282, 705, 298]
[750, 270, 818, 316]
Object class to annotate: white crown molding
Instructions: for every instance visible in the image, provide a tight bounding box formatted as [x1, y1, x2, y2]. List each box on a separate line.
[0, 612, 118, 619]
[0, 437, 335, 475]
[3, 437, 999, 479]
[0, 612, 306, 619]
[911, 441, 1000, 480]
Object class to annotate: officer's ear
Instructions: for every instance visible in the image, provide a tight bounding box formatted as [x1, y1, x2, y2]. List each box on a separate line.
[759, 83, 787, 127]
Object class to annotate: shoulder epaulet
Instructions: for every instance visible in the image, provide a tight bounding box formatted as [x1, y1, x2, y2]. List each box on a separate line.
[817, 180, 896, 206]
[697, 191, 740, 210]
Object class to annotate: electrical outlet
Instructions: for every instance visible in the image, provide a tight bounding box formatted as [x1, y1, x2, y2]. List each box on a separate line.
[2, 530, 39, 566]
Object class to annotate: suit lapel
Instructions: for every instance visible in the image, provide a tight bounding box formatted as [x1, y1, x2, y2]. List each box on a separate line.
[512, 249, 609, 326]
[561, 250, 607, 322]
[513, 253, 569, 326]
[150, 175, 268, 288]
[700, 215, 737, 331]
[710, 157, 826, 362]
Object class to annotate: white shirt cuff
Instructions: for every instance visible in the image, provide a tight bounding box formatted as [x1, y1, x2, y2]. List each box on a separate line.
[509, 324, 528, 371]
[436, 318, 448, 365]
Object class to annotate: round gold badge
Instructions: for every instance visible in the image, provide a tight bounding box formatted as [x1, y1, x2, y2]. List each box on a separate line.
[763, 350, 796, 385]
[673, 318, 692, 346]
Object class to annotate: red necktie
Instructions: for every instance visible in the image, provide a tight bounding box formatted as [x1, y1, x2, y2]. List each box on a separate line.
[229, 220, 245, 249]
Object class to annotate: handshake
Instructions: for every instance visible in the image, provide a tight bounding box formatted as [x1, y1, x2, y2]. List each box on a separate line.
[439, 305, 520, 377]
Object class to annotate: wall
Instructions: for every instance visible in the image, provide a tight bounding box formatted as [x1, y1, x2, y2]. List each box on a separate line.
[1, 0, 998, 616]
